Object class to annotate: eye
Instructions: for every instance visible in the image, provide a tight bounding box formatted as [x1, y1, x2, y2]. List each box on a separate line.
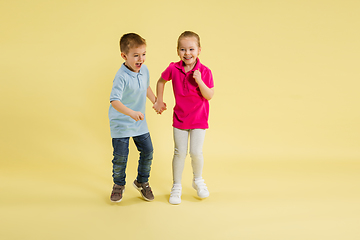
[134, 54, 139, 57]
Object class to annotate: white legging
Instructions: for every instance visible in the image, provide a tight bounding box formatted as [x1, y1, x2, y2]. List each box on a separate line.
[172, 127, 206, 184]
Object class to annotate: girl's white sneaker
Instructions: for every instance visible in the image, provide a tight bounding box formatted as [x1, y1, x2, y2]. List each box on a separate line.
[192, 179, 209, 198]
[169, 184, 182, 205]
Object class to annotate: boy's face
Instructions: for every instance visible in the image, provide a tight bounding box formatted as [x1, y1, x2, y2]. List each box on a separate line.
[121, 44, 146, 73]
[177, 37, 201, 67]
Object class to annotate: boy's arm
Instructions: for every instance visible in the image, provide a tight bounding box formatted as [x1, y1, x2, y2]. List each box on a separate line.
[193, 70, 214, 100]
[111, 100, 144, 121]
[153, 77, 167, 114]
[147, 86, 156, 104]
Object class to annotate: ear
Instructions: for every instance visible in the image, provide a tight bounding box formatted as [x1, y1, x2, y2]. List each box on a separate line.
[198, 47, 202, 55]
[121, 52, 127, 60]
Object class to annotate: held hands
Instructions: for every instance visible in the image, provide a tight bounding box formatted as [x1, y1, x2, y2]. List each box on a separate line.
[153, 101, 167, 115]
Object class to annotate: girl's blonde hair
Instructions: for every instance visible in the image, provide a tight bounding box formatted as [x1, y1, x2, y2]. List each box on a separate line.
[177, 31, 201, 49]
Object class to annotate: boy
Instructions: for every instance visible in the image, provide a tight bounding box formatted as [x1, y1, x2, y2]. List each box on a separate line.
[108, 33, 163, 203]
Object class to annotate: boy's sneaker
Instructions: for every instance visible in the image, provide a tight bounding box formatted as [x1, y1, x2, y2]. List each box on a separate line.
[192, 178, 209, 198]
[133, 180, 154, 201]
[169, 184, 182, 205]
[110, 184, 125, 202]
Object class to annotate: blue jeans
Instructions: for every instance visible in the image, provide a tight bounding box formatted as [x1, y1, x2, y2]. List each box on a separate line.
[111, 132, 153, 186]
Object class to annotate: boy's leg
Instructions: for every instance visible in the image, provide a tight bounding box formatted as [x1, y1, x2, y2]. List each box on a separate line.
[172, 128, 189, 184]
[111, 138, 130, 186]
[132, 132, 154, 183]
[132, 132, 154, 201]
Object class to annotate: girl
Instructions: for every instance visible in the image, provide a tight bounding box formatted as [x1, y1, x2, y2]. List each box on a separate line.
[153, 31, 214, 204]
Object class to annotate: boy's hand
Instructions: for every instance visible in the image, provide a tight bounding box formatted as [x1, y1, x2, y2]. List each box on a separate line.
[193, 70, 202, 83]
[153, 101, 167, 114]
[130, 111, 144, 121]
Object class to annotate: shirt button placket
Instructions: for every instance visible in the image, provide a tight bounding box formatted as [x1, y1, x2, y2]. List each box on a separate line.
[184, 72, 189, 93]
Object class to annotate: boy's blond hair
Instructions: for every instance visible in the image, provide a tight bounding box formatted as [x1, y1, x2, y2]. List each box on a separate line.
[177, 31, 201, 49]
[120, 33, 146, 54]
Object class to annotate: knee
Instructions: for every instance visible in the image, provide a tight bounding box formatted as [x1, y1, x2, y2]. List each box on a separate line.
[112, 154, 127, 164]
[174, 147, 187, 160]
[141, 151, 153, 161]
[190, 150, 203, 160]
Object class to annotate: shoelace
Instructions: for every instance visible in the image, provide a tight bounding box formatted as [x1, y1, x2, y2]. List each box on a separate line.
[143, 184, 153, 193]
[112, 187, 123, 196]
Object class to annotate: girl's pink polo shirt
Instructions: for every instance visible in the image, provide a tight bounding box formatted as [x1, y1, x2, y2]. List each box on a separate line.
[161, 59, 214, 129]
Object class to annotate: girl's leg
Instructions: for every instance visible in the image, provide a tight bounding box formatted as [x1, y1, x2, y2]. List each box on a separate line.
[189, 129, 209, 198]
[172, 127, 189, 184]
[189, 129, 206, 179]
[169, 128, 188, 204]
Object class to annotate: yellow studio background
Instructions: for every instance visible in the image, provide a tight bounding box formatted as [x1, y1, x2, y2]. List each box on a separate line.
[1, 0, 359, 239]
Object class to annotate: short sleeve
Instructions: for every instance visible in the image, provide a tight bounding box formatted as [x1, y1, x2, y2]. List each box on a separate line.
[202, 68, 214, 89]
[161, 62, 175, 81]
[110, 76, 125, 102]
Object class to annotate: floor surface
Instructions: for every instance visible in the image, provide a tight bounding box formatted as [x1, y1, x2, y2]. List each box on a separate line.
[1, 157, 359, 240]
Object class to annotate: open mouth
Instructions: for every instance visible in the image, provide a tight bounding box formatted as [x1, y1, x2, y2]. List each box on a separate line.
[184, 56, 192, 60]
[135, 63, 142, 68]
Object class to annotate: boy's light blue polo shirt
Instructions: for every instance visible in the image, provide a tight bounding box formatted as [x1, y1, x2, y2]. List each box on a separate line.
[108, 63, 150, 138]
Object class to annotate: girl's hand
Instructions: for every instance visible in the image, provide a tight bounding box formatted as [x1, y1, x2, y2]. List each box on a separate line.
[130, 111, 144, 121]
[193, 70, 202, 83]
[153, 101, 167, 114]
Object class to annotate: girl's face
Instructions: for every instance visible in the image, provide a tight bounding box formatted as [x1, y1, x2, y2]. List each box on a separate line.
[177, 37, 201, 68]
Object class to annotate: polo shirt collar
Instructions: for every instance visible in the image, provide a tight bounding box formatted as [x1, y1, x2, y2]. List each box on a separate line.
[121, 63, 143, 77]
[175, 58, 201, 73]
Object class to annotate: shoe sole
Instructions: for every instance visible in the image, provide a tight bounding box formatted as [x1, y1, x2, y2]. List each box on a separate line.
[110, 189, 125, 203]
[169, 197, 181, 205]
[132, 182, 153, 201]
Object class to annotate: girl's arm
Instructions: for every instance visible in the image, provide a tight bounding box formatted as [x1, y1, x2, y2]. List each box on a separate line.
[111, 100, 144, 121]
[153, 77, 167, 114]
[193, 70, 214, 100]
